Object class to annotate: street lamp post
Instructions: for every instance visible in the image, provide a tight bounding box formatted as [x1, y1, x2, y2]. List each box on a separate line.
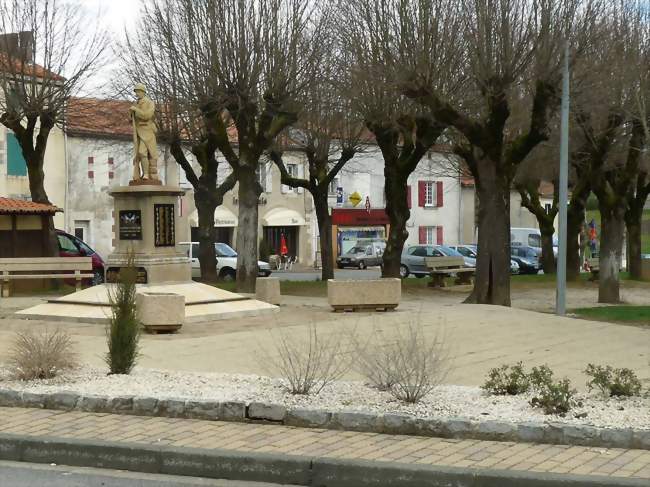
[556, 43, 570, 316]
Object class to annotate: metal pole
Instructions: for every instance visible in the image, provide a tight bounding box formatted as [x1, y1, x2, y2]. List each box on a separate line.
[556, 43, 570, 316]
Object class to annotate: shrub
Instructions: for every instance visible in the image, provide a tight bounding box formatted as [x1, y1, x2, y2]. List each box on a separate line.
[105, 256, 141, 375]
[584, 364, 642, 397]
[352, 327, 399, 391]
[7, 329, 77, 380]
[482, 362, 530, 395]
[390, 322, 448, 403]
[529, 365, 576, 415]
[260, 324, 355, 395]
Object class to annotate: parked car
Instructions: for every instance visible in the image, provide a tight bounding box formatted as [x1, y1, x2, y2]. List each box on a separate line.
[55, 229, 105, 285]
[399, 245, 473, 279]
[511, 227, 558, 257]
[510, 245, 541, 274]
[450, 244, 520, 274]
[179, 242, 272, 281]
[337, 241, 385, 269]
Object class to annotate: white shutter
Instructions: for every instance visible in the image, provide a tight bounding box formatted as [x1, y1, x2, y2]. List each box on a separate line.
[265, 162, 273, 193]
[297, 164, 304, 194]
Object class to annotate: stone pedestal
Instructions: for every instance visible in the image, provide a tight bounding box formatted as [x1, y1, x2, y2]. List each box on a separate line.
[106, 185, 190, 284]
[137, 291, 184, 333]
[255, 277, 281, 305]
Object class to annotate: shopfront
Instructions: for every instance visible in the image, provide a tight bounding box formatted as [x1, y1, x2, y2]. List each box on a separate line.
[188, 206, 236, 246]
[262, 207, 306, 260]
[331, 208, 390, 256]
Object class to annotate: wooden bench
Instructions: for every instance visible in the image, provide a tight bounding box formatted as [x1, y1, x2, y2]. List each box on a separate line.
[0, 257, 94, 297]
[425, 256, 475, 287]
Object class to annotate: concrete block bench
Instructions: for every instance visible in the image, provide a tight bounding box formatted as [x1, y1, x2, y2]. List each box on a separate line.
[425, 256, 474, 287]
[327, 278, 400, 312]
[136, 291, 184, 333]
[256, 277, 281, 305]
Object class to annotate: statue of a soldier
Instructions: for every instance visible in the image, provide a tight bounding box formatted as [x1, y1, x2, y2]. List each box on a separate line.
[129, 83, 160, 183]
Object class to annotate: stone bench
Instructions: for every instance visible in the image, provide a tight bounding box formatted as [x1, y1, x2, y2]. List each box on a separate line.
[425, 256, 475, 287]
[587, 257, 599, 281]
[327, 278, 400, 312]
[255, 277, 281, 305]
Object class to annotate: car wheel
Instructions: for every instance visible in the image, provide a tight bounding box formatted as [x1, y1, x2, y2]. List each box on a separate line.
[358, 260, 367, 270]
[220, 268, 236, 281]
[399, 264, 409, 279]
[91, 269, 104, 286]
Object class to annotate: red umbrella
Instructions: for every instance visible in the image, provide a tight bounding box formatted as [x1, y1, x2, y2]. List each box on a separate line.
[280, 233, 288, 256]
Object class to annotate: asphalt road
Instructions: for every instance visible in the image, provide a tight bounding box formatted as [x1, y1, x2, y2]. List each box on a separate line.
[0, 461, 296, 487]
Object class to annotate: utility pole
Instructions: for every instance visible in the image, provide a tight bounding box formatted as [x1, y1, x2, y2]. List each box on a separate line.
[556, 43, 570, 316]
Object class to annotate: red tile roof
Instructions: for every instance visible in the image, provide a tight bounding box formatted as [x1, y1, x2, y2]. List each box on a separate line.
[66, 97, 133, 139]
[0, 53, 64, 82]
[0, 197, 61, 214]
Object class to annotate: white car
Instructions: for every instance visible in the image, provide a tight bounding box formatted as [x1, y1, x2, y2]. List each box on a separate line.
[179, 242, 272, 281]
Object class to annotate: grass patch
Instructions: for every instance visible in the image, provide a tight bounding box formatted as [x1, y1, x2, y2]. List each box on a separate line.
[573, 305, 650, 326]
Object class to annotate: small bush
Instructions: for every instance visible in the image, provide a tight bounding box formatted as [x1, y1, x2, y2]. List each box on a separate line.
[260, 324, 355, 395]
[105, 256, 141, 375]
[7, 329, 77, 380]
[529, 365, 576, 415]
[353, 327, 399, 391]
[482, 362, 530, 395]
[584, 364, 642, 397]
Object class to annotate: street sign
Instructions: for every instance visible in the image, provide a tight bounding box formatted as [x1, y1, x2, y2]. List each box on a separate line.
[349, 191, 362, 207]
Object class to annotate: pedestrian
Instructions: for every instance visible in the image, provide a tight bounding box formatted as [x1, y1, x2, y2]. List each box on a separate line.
[588, 219, 598, 257]
[579, 222, 589, 270]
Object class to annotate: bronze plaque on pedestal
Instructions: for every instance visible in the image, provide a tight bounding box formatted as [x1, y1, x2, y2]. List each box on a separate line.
[154, 203, 175, 247]
[119, 210, 142, 240]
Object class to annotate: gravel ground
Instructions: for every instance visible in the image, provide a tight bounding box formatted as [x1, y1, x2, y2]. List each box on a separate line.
[1, 367, 648, 431]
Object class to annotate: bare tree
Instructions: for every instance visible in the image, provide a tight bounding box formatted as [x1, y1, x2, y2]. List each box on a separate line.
[401, 0, 601, 305]
[168, 0, 326, 292]
[336, 0, 456, 278]
[0, 0, 107, 254]
[120, 0, 237, 281]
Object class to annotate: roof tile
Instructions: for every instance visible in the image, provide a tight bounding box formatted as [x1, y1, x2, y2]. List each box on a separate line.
[0, 197, 61, 214]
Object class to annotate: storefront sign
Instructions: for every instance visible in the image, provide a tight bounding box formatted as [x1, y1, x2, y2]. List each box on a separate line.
[332, 208, 390, 226]
[215, 218, 236, 226]
[119, 210, 142, 240]
[154, 204, 175, 247]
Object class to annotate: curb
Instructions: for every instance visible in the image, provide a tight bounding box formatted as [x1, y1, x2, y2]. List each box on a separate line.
[1, 388, 649, 451]
[0, 433, 647, 487]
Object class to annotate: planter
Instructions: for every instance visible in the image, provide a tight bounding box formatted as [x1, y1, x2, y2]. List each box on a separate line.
[136, 292, 184, 333]
[327, 278, 401, 312]
[255, 277, 281, 305]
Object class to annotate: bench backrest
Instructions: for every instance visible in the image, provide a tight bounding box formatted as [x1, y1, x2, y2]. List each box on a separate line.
[425, 256, 466, 269]
[0, 257, 92, 272]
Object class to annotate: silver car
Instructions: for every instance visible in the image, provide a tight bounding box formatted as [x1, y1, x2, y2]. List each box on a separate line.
[451, 244, 520, 275]
[400, 245, 472, 279]
[337, 243, 384, 269]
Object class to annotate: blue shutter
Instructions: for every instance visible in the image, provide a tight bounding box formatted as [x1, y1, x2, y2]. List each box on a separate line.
[7, 133, 27, 176]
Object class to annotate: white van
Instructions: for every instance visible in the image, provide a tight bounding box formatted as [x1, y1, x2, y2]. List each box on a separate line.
[179, 242, 272, 280]
[510, 228, 558, 256]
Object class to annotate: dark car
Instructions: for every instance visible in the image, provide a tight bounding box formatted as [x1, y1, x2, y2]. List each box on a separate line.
[510, 245, 540, 275]
[56, 229, 105, 285]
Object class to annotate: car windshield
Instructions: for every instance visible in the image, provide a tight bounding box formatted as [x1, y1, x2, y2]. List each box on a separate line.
[348, 247, 366, 254]
[437, 246, 462, 257]
[215, 243, 237, 257]
[456, 247, 474, 258]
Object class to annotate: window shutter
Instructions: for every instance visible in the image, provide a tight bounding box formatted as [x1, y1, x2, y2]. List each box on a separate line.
[265, 162, 273, 193]
[407, 185, 412, 209]
[419, 226, 426, 244]
[437, 226, 443, 245]
[418, 181, 426, 207]
[297, 164, 304, 194]
[436, 181, 444, 207]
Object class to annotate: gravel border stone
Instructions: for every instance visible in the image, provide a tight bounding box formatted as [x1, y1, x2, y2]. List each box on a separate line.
[1, 388, 648, 451]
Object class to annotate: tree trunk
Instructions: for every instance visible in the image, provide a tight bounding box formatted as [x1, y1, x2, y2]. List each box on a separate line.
[382, 168, 410, 278]
[625, 210, 642, 280]
[195, 193, 218, 282]
[598, 206, 625, 303]
[466, 161, 511, 306]
[567, 200, 586, 281]
[235, 168, 261, 292]
[539, 223, 556, 274]
[313, 189, 334, 281]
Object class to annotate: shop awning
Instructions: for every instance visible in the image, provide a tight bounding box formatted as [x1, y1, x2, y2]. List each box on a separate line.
[262, 207, 306, 226]
[188, 206, 238, 227]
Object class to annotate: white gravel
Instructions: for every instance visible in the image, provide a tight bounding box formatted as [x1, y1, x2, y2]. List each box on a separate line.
[1, 367, 648, 431]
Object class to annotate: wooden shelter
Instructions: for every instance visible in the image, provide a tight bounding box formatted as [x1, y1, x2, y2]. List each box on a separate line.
[0, 197, 61, 258]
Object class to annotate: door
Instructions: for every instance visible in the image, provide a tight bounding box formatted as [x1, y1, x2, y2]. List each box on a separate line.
[407, 246, 428, 274]
[73, 220, 91, 247]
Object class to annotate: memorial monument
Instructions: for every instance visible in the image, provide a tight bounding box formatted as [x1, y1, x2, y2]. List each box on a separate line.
[17, 84, 277, 324]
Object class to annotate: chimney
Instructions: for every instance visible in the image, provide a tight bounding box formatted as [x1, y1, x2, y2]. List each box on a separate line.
[0, 31, 34, 61]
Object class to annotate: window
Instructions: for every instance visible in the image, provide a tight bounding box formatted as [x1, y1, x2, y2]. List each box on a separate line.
[7, 132, 27, 176]
[257, 164, 267, 191]
[545, 203, 552, 214]
[57, 234, 80, 254]
[281, 163, 298, 193]
[410, 246, 427, 257]
[328, 177, 340, 195]
[425, 226, 436, 244]
[419, 226, 443, 245]
[424, 182, 436, 207]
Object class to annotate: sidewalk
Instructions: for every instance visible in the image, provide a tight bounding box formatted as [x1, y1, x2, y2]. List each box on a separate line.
[0, 407, 648, 485]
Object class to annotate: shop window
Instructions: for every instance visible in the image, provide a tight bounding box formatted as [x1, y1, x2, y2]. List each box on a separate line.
[7, 132, 27, 176]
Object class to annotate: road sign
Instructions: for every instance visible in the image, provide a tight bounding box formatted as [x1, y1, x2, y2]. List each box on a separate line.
[349, 191, 362, 207]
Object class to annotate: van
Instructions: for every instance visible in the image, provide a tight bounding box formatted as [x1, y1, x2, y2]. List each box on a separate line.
[510, 228, 558, 257]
